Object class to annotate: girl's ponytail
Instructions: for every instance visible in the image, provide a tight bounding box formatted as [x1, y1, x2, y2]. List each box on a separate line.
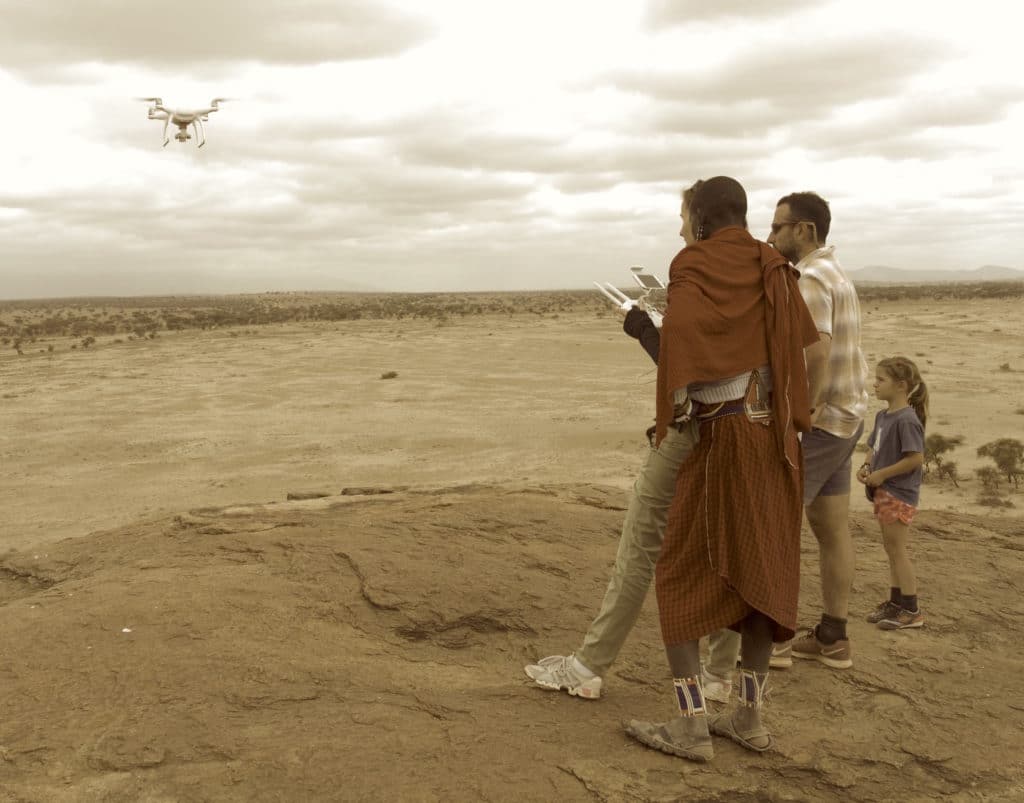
[908, 379, 929, 429]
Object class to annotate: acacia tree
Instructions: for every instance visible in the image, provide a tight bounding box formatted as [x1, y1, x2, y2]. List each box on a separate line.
[924, 433, 964, 475]
[975, 466, 1001, 493]
[935, 461, 960, 487]
[977, 438, 1024, 488]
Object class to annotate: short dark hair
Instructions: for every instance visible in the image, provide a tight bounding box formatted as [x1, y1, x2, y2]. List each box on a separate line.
[691, 176, 747, 239]
[776, 192, 831, 242]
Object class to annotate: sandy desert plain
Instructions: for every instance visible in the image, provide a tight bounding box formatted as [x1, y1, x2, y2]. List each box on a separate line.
[1, 285, 1023, 802]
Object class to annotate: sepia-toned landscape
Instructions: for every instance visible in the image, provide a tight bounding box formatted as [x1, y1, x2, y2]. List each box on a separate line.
[2, 286, 1023, 801]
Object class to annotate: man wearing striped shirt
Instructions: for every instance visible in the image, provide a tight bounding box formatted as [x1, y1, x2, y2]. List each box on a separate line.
[767, 192, 869, 670]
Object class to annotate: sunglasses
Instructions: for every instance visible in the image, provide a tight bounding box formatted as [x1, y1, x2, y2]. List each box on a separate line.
[770, 219, 814, 235]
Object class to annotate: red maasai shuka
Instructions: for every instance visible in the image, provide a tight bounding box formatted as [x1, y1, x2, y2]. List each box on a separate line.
[653, 226, 818, 644]
[656, 413, 804, 643]
[654, 226, 818, 467]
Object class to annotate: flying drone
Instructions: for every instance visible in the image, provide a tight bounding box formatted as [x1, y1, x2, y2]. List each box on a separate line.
[138, 97, 230, 148]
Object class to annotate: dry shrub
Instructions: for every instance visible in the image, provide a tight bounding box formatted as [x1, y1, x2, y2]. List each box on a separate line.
[976, 495, 1014, 509]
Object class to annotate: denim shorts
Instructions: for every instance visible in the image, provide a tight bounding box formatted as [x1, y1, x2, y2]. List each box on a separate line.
[802, 422, 864, 506]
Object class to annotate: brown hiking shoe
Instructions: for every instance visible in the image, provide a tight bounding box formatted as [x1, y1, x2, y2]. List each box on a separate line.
[877, 608, 924, 630]
[866, 600, 901, 624]
[790, 627, 852, 669]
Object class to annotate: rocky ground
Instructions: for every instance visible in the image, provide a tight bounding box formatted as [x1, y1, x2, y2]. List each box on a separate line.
[1, 484, 1022, 801]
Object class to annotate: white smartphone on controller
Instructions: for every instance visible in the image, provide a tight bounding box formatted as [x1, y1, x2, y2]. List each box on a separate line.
[629, 265, 665, 291]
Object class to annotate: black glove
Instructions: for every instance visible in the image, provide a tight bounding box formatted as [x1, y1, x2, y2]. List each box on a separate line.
[623, 306, 651, 339]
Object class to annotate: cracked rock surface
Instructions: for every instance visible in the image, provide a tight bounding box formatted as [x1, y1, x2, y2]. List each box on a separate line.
[1, 485, 1022, 802]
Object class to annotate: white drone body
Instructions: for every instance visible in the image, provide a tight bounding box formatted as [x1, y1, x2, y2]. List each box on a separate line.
[139, 97, 229, 148]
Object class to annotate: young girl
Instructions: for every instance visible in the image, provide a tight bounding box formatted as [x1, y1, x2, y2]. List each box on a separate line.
[856, 356, 928, 630]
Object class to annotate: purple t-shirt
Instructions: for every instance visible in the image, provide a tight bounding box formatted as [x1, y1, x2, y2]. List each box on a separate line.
[866, 407, 925, 506]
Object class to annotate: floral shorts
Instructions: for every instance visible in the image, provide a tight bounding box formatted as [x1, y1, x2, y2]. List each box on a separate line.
[873, 488, 918, 525]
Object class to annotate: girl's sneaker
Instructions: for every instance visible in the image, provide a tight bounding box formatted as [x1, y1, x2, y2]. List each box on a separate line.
[877, 608, 924, 630]
[866, 600, 901, 624]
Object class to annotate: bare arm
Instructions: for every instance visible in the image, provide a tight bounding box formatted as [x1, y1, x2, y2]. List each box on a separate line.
[865, 452, 924, 487]
[804, 333, 832, 416]
[855, 449, 875, 484]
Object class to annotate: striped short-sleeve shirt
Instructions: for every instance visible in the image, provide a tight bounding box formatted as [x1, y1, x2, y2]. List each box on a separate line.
[797, 246, 869, 439]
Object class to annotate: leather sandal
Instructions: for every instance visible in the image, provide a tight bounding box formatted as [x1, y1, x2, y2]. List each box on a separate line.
[708, 668, 774, 752]
[708, 710, 773, 753]
[624, 719, 714, 762]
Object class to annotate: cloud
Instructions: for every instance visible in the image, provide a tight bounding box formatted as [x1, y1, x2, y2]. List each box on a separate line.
[645, 0, 822, 26]
[0, 1, 432, 72]
[639, 99, 793, 140]
[796, 87, 1024, 160]
[600, 36, 948, 114]
[293, 163, 536, 226]
[894, 87, 1024, 130]
[0, 140, 540, 261]
[385, 107, 770, 192]
[583, 34, 972, 167]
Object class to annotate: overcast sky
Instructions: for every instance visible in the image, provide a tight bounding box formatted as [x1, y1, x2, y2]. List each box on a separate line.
[2, 0, 1022, 298]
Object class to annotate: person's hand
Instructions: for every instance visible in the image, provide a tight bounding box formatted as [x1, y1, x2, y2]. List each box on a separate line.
[864, 470, 884, 488]
[855, 464, 870, 485]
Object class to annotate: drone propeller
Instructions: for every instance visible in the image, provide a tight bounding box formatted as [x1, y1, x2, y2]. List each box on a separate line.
[135, 96, 163, 104]
[200, 97, 231, 115]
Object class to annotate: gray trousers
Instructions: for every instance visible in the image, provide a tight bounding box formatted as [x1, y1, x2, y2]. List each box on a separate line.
[577, 424, 741, 677]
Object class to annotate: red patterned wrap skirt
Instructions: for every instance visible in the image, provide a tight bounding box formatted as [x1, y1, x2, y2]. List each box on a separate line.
[656, 412, 803, 644]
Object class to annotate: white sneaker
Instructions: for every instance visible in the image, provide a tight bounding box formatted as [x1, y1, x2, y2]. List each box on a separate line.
[701, 668, 733, 704]
[769, 641, 793, 669]
[523, 654, 602, 700]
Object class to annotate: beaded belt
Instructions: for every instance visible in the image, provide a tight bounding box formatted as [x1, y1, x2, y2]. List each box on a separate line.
[693, 399, 746, 421]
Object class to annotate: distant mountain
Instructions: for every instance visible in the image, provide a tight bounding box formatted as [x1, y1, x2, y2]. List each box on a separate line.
[847, 265, 1024, 283]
